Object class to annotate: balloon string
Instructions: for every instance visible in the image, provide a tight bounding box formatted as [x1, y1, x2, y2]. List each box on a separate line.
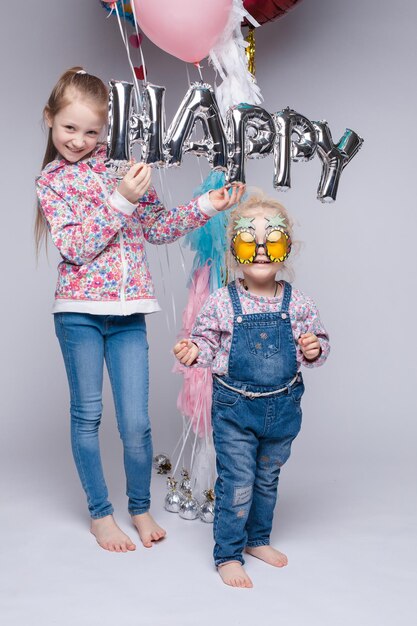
[190, 392, 202, 470]
[129, 0, 148, 83]
[138, 46, 148, 84]
[196, 63, 204, 82]
[159, 168, 174, 211]
[154, 168, 184, 329]
[182, 261, 198, 323]
[204, 377, 210, 450]
[113, 3, 142, 107]
[172, 414, 195, 477]
[204, 368, 210, 446]
[192, 370, 210, 461]
[196, 158, 205, 185]
[190, 428, 199, 477]
[170, 414, 187, 463]
[154, 170, 171, 328]
[121, 3, 145, 97]
[181, 413, 187, 470]
[178, 243, 188, 280]
[121, 3, 129, 46]
[172, 367, 208, 478]
[154, 245, 171, 334]
[185, 65, 191, 88]
[164, 244, 177, 329]
[189, 369, 209, 471]
[158, 168, 182, 326]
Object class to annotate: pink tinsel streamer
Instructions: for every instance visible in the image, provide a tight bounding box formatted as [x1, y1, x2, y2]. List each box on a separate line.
[174, 264, 212, 438]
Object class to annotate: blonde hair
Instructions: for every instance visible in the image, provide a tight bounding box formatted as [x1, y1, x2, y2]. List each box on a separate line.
[226, 188, 296, 282]
[35, 67, 108, 255]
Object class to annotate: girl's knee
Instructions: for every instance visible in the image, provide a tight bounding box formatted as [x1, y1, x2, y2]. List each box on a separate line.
[119, 421, 151, 447]
[71, 404, 102, 432]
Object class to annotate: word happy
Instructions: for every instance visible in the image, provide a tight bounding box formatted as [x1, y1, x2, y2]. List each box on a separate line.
[106, 81, 363, 202]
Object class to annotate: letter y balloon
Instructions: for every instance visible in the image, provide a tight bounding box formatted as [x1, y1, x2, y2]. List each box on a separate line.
[313, 121, 363, 202]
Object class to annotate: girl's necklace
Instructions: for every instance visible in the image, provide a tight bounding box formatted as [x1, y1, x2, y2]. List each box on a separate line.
[242, 280, 278, 297]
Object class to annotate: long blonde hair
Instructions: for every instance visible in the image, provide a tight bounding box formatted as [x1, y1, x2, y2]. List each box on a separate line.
[35, 67, 108, 255]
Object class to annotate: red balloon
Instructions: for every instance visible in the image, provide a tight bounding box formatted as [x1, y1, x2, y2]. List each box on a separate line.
[243, 0, 303, 26]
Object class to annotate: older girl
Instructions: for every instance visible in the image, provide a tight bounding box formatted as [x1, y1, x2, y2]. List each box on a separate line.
[36, 67, 244, 553]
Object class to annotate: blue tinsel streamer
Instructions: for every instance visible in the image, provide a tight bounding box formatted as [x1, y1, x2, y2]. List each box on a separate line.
[183, 171, 229, 292]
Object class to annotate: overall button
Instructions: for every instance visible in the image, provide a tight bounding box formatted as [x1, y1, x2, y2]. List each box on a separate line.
[281, 313, 287, 319]
[236, 316, 243, 323]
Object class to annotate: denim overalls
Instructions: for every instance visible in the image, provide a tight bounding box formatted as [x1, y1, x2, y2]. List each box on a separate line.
[212, 281, 305, 566]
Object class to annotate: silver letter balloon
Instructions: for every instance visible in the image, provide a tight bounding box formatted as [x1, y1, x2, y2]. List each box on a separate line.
[106, 80, 363, 202]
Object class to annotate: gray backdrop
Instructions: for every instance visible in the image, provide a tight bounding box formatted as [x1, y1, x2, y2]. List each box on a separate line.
[1, 1, 416, 625]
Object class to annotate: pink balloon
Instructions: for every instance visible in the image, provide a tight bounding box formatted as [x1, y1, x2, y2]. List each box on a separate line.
[133, 0, 233, 63]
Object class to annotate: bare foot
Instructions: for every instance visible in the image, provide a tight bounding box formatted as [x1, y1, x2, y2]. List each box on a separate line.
[245, 545, 288, 567]
[218, 561, 253, 588]
[90, 515, 136, 552]
[131, 512, 166, 548]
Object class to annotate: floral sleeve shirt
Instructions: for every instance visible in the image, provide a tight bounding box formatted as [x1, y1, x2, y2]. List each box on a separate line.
[36, 145, 217, 315]
[190, 279, 330, 373]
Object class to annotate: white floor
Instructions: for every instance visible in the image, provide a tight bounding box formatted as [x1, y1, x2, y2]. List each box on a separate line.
[2, 459, 416, 626]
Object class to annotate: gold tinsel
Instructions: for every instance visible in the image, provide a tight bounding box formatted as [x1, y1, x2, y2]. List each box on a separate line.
[245, 26, 256, 76]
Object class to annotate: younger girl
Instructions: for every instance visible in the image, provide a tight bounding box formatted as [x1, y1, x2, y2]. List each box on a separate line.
[174, 192, 330, 587]
[36, 67, 244, 553]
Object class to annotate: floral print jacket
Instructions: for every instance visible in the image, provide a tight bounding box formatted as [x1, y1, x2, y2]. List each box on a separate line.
[36, 145, 214, 315]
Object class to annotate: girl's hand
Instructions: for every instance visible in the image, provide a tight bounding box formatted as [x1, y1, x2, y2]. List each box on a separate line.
[298, 333, 321, 361]
[118, 163, 152, 204]
[173, 339, 200, 366]
[208, 182, 246, 212]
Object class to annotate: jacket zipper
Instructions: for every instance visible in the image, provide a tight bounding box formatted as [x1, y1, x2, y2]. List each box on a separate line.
[90, 168, 129, 315]
[119, 229, 128, 315]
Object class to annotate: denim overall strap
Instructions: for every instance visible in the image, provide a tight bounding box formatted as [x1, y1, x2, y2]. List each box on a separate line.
[226, 280, 298, 389]
[227, 282, 243, 314]
[281, 280, 292, 312]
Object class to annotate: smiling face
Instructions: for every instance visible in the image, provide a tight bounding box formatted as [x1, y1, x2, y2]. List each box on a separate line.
[239, 213, 281, 284]
[231, 207, 291, 282]
[45, 92, 105, 163]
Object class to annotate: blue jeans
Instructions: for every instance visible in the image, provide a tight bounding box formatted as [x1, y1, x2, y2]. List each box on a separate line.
[54, 313, 152, 519]
[212, 376, 304, 566]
